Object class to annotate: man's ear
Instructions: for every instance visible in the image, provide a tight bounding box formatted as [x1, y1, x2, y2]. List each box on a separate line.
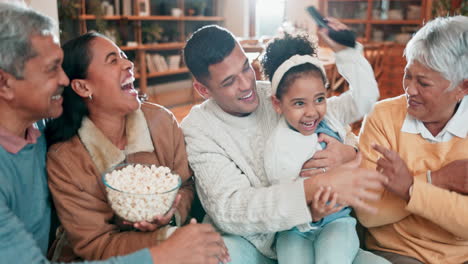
[271, 95, 283, 115]
[70, 79, 92, 98]
[193, 79, 211, 99]
[0, 69, 15, 101]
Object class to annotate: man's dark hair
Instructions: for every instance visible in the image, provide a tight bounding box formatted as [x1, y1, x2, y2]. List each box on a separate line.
[183, 25, 236, 84]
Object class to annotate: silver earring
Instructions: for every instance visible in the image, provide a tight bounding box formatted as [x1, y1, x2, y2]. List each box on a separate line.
[88, 94, 93, 100]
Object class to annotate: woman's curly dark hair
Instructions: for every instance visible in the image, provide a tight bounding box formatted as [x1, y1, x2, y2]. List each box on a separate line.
[261, 33, 327, 99]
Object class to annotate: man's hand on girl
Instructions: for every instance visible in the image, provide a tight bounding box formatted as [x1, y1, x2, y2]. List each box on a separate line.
[300, 134, 357, 177]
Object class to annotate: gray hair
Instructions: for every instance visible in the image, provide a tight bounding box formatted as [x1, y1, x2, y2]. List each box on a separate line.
[404, 15, 468, 90]
[0, 3, 57, 79]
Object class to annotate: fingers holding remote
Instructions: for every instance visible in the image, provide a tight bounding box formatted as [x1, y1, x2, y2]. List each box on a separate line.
[318, 17, 356, 50]
[317, 27, 347, 52]
[324, 17, 348, 31]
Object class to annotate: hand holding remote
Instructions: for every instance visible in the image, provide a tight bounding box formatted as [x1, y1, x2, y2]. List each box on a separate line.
[306, 6, 356, 48]
[318, 18, 353, 52]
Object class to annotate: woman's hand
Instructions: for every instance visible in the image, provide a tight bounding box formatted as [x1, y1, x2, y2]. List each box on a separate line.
[300, 134, 357, 177]
[310, 186, 344, 222]
[373, 144, 413, 202]
[431, 159, 468, 194]
[123, 194, 181, 232]
[149, 219, 230, 264]
[316, 17, 349, 52]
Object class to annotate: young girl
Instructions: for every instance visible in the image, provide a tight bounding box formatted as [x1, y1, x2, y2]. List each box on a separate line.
[262, 21, 380, 264]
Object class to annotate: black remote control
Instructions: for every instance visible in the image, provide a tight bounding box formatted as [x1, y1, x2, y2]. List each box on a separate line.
[306, 6, 356, 48]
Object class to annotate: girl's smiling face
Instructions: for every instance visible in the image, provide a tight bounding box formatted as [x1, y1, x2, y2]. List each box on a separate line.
[272, 72, 327, 136]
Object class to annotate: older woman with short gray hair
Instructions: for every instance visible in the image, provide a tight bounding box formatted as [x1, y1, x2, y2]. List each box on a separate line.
[356, 16, 468, 264]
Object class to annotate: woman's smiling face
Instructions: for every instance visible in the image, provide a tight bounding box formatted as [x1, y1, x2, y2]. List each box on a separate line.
[403, 60, 462, 125]
[84, 36, 140, 116]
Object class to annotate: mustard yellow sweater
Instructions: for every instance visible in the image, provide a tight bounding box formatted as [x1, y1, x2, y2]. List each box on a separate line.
[357, 95, 468, 264]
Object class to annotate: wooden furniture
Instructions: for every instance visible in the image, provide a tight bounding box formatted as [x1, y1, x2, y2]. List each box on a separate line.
[318, 0, 432, 44]
[76, 0, 223, 95]
[363, 42, 394, 82]
[319, 0, 433, 100]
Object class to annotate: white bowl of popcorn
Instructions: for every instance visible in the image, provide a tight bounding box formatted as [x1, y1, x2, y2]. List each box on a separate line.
[102, 163, 181, 222]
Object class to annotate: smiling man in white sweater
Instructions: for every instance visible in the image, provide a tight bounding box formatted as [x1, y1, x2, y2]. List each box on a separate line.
[181, 25, 388, 264]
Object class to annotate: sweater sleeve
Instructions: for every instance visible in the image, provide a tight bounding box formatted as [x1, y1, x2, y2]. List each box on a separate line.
[0, 197, 153, 264]
[183, 124, 312, 235]
[263, 125, 289, 185]
[326, 44, 380, 125]
[406, 174, 468, 239]
[355, 104, 411, 228]
[169, 112, 194, 225]
[47, 150, 167, 261]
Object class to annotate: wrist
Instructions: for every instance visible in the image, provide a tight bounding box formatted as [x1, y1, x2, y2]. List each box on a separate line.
[353, 146, 359, 153]
[430, 169, 446, 189]
[426, 170, 445, 188]
[312, 216, 323, 223]
[169, 215, 176, 226]
[331, 42, 347, 53]
[149, 245, 164, 263]
[304, 177, 322, 204]
[426, 170, 432, 184]
[344, 144, 357, 163]
[404, 184, 414, 203]
[404, 178, 415, 202]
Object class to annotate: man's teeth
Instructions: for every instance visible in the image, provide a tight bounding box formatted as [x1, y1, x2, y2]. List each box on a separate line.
[51, 95, 62, 100]
[240, 91, 253, 99]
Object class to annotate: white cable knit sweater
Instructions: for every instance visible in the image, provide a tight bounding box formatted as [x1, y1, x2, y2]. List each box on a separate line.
[181, 45, 378, 258]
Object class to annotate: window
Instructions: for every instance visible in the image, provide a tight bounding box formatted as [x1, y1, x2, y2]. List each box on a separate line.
[254, 0, 286, 38]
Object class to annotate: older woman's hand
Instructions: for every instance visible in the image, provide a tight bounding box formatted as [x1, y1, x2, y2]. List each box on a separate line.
[300, 134, 357, 177]
[373, 144, 413, 202]
[431, 159, 468, 194]
[123, 194, 181, 232]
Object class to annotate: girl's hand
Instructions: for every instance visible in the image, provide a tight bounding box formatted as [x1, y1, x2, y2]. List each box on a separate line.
[310, 186, 344, 222]
[123, 194, 181, 232]
[317, 17, 349, 52]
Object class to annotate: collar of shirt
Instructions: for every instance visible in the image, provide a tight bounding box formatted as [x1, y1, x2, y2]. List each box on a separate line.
[0, 124, 41, 154]
[401, 96, 468, 143]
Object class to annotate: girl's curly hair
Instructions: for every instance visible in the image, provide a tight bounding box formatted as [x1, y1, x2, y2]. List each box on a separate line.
[261, 33, 327, 99]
